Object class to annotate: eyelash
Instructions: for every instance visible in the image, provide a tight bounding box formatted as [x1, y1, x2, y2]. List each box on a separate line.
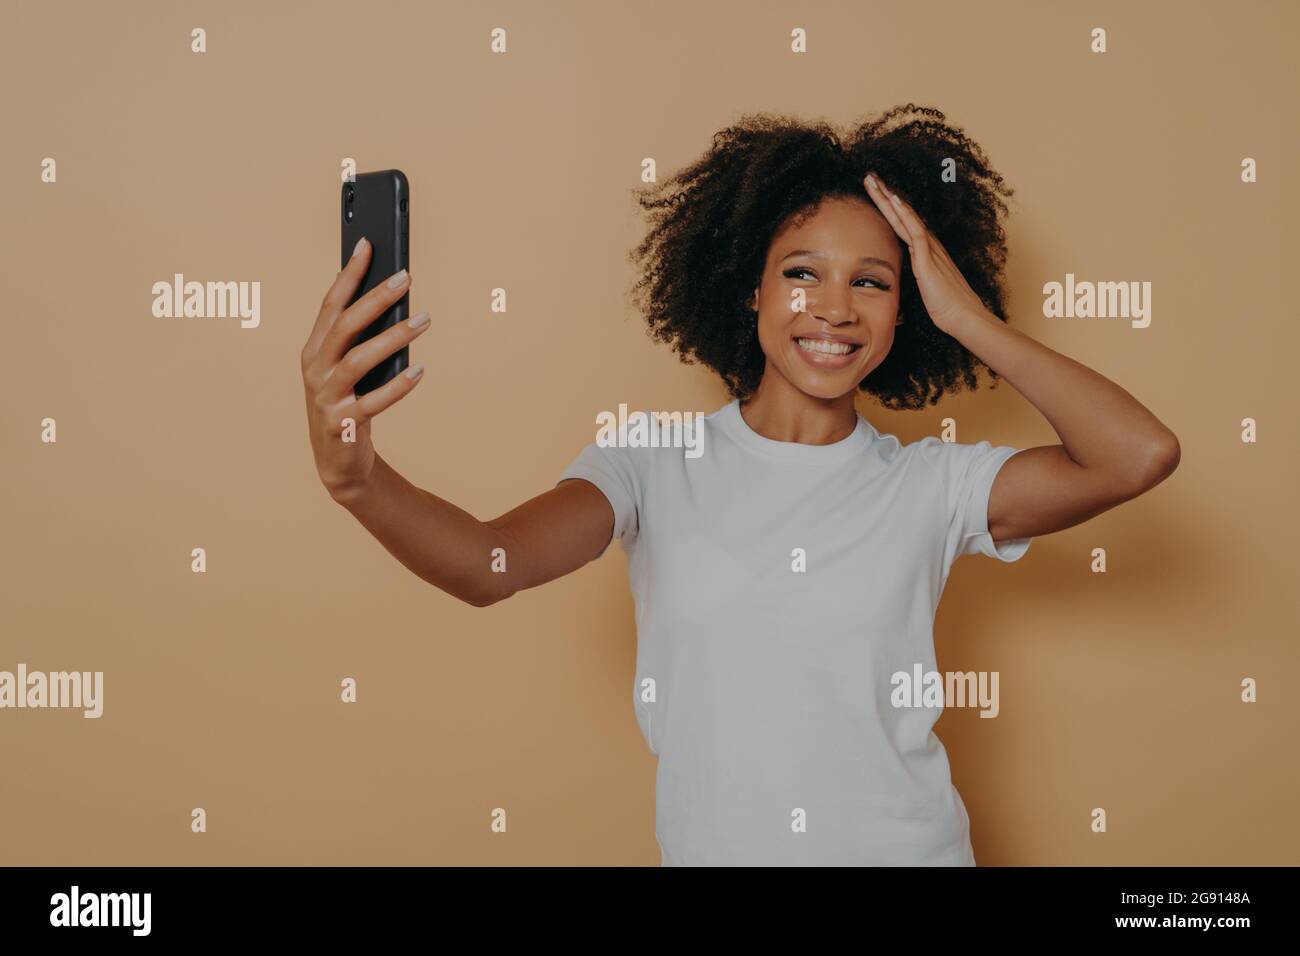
[783, 267, 891, 291]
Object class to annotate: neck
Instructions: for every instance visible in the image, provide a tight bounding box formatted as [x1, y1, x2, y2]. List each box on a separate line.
[738, 371, 861, 445]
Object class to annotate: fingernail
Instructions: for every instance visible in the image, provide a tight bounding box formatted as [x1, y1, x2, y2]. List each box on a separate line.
[405, 363, 424, 380]
[889, 192, 902, 207]
[352, 236, 368, 257]
[387, 269, 409, 290]
[865, 174, 878, 190]
[407, 311, 431, 330]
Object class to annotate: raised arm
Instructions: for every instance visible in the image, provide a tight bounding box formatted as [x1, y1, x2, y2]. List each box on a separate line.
[863, 172, 1180, 544]
[301, 239, 615, 607]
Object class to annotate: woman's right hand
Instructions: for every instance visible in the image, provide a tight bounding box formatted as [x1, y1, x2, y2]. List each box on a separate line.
[300, 237, 431, 505]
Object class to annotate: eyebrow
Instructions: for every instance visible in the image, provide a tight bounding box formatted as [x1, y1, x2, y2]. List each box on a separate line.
[780, 249, 897, 277]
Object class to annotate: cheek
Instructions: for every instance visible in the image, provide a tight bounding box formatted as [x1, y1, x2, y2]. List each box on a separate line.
[756, 312, 795, 354]
[755, 305, 792, 340]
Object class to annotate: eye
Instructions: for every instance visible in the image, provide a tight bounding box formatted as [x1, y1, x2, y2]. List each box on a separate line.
[783, 267, 891, 291]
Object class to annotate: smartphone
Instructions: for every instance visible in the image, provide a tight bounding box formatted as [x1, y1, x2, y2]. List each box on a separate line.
[340, 169, 410, 395]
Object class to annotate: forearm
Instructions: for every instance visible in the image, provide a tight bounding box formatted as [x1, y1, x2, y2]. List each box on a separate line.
[950, 309, 1180, 485]
[336, 454, 505, 607]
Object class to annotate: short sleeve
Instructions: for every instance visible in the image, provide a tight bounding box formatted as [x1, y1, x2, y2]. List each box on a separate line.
[556, 441, 642, 557]
[924, 438, 1032, 567]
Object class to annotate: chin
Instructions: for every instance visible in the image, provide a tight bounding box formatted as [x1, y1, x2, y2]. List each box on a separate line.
[787, 371, 866, 402]
[805, 384, 862, 402]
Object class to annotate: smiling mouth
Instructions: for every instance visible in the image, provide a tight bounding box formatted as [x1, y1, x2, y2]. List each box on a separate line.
[794, 337, 861, 356]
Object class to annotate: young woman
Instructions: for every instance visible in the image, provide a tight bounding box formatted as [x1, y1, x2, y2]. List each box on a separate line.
[300, 104, 1180, 866]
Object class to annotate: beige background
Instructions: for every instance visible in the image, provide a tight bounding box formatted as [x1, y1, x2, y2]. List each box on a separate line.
[2, 0, 1297, 865]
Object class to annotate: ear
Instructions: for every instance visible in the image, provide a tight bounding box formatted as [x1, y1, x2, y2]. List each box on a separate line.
[750, 288, 759, 311]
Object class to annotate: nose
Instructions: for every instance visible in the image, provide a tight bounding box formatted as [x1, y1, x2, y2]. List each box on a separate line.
[809, 285, 855, 326]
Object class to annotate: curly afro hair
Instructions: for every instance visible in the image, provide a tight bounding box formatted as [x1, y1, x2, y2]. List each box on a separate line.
[627, 103, 1016, 410]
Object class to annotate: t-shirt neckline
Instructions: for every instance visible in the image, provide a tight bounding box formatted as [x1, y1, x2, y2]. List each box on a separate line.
[716, 399, 874, 464]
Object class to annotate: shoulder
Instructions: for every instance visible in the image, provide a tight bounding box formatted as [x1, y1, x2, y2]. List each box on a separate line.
[560, 403, 721, 482]
[900, 434, 1010, 474]
[861, 424, 943, 478]
[869, 430, 1019, 502]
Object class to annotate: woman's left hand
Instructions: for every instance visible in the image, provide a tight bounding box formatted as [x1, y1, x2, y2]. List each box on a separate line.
[863, 172, 993, 335]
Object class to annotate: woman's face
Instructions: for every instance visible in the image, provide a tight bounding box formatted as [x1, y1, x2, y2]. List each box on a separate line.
[750, 195, 904, 402]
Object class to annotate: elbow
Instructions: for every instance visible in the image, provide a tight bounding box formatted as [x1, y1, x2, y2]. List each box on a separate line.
[1140, 432, 1181, 487]
[467, 522, 521, 608]
[462, 578, 514, 609]
[1154, 431, 1181, 476]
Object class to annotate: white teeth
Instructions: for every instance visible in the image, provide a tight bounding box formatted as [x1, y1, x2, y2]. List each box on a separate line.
[796, 337, 855, 355]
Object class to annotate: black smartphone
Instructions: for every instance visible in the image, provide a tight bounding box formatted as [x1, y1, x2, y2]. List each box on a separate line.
[340, 169, 410, 395]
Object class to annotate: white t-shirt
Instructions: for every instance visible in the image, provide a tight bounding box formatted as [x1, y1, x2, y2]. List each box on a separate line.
[557, 399, 1031, 866]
